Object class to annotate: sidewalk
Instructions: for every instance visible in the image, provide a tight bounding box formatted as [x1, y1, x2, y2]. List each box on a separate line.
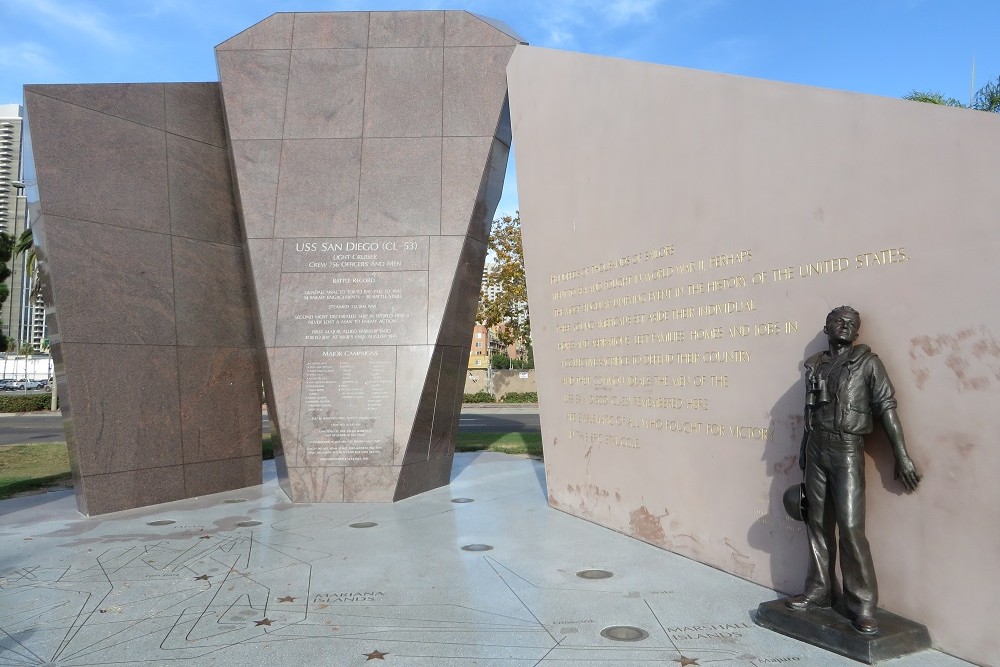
[0, 453, 968, 666]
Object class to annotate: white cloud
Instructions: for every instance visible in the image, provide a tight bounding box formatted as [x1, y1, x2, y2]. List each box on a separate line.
[1, 41, 61, 79]
[532, 0, 723, 50]
[26, 0, 130, 50]
[605, 0, 661, 26]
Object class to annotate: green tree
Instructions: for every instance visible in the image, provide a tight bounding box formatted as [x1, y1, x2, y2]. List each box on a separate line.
[0, 231, 14, 351]
[478, 213, 530, 360]
[904, 75, 1000, 112]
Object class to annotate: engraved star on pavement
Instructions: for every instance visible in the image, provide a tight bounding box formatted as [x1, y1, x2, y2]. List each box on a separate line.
[254, 618, 272, 626]
[364, 649, 388, 660]
[675, 657, 699, 666]
[278, 595, 296, 602]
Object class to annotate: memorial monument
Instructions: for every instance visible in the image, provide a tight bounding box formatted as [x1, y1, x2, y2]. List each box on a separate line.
[508, 46, 1000, 665]
[24, 11, 522, 512]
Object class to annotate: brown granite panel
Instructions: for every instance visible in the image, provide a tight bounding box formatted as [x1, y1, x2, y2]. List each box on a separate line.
[443, 46, 514, 137]
[358, 137, 441, 236]
[216, 12, 294, 50]
[42, 216, 175, 345]
[274, 138, 361, 238]
[344, 466, 399, 502]
[441, 136, 497, 239]
[266, 347, 305, 468]
[292, 11, 369, 49]
[400, 346, 442, 465]
[495, 96, 512, 147]
[59, 343, 182, 477]
[284, 465, 346, 502]
[246, 238, 284, 346]
[216, 49, 290, 141]
[444, 11, 523, 47]
[431, 235, 488, 347]
[77, 465, 187, 516]
[178, 347, 262, 464]
[167, 133, 240, 245]
[25, 90, 170, 233]
[25, 82, 165, 129]
[369, 11, 444, 47]
[392, 345, 434, 465]
[165, 83, 227, 147]
[426, 235, 463, 343]
[363, 48, 443, 138]
[284, 49, 366, 139]
[393, 455, 453, 501]
[428, 345, 465, 459]
[184, 455, 262, 498]
[230, 140, 282, 239]
[172, 237, 256, 347]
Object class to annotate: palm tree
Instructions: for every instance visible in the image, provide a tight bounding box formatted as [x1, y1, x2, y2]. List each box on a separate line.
[904, 75, 1000, 112]
[14, 228, 40, 301]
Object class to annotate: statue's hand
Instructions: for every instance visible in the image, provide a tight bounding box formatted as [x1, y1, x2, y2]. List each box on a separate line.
[894, 456, 921, 492]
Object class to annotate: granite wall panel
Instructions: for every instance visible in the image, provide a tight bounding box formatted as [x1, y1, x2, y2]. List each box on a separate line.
[291, 12, 369, 49]
[273, 138, 361, 238]
[284, 49, 366, 139]
[229, 140, 282, 239]
[165, 83, 227, 147]
[26, 82, 262, 515]
[25, 90, 169, 232]
[217, 11, 522, 503]
[509, 45, 1000, 666]
[166, 134, 240, 244]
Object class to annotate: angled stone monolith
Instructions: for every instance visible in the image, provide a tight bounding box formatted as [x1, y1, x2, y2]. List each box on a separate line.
[216, 11, 523, 501]
[25, 83, 262, 515]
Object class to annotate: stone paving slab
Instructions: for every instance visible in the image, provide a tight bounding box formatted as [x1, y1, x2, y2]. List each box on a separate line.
[0, 453, 967, 666]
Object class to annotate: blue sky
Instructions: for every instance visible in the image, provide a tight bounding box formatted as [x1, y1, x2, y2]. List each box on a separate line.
[3, 0, 998, 216]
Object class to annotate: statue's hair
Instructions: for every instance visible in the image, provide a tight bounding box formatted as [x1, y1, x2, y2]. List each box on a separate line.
[826, 305, 861, 328]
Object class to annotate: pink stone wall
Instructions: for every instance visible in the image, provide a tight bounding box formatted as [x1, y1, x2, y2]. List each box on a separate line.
[510, 46, 1000, 665]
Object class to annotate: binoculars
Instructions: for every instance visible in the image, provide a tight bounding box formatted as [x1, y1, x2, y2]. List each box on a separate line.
[806, 375, 831, 406]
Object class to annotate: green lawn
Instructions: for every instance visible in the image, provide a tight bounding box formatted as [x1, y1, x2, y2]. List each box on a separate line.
[455, 432, 543, 458]
[0, 432, 542, 500]
[0, 443, 72, 499]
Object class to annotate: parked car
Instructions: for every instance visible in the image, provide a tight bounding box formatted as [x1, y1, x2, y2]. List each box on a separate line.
[11, 380, 45, 390]
[0, 379, 16, 391]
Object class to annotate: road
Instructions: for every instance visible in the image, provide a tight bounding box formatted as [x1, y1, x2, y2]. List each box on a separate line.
[0, 405, 539, 446]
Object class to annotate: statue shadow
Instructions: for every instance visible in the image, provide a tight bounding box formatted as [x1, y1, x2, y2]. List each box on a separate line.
[746, 329, 826, 594]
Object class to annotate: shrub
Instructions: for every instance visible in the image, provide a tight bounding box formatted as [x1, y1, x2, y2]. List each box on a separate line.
[500, 392, 537, 403]
[0, 393, 53, 413]
[463, 391, 495, 403]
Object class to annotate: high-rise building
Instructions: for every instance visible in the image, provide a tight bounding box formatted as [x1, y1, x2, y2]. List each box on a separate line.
[0, 103, 44, 352]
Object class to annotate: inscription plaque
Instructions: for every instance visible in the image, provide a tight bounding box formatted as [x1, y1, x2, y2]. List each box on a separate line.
[301, 347, 395, 465]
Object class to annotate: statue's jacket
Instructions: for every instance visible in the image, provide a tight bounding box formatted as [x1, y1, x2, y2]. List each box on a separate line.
[804, 344, 897, 437]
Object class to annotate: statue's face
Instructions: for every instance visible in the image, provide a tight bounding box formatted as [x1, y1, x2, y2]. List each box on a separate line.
[824, 311, 860, 345]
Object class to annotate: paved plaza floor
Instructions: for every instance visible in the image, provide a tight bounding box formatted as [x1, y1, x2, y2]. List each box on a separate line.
[0, 453, 968, 666]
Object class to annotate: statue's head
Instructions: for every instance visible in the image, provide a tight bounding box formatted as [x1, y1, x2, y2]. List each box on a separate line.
[824, 305, 861, 345]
